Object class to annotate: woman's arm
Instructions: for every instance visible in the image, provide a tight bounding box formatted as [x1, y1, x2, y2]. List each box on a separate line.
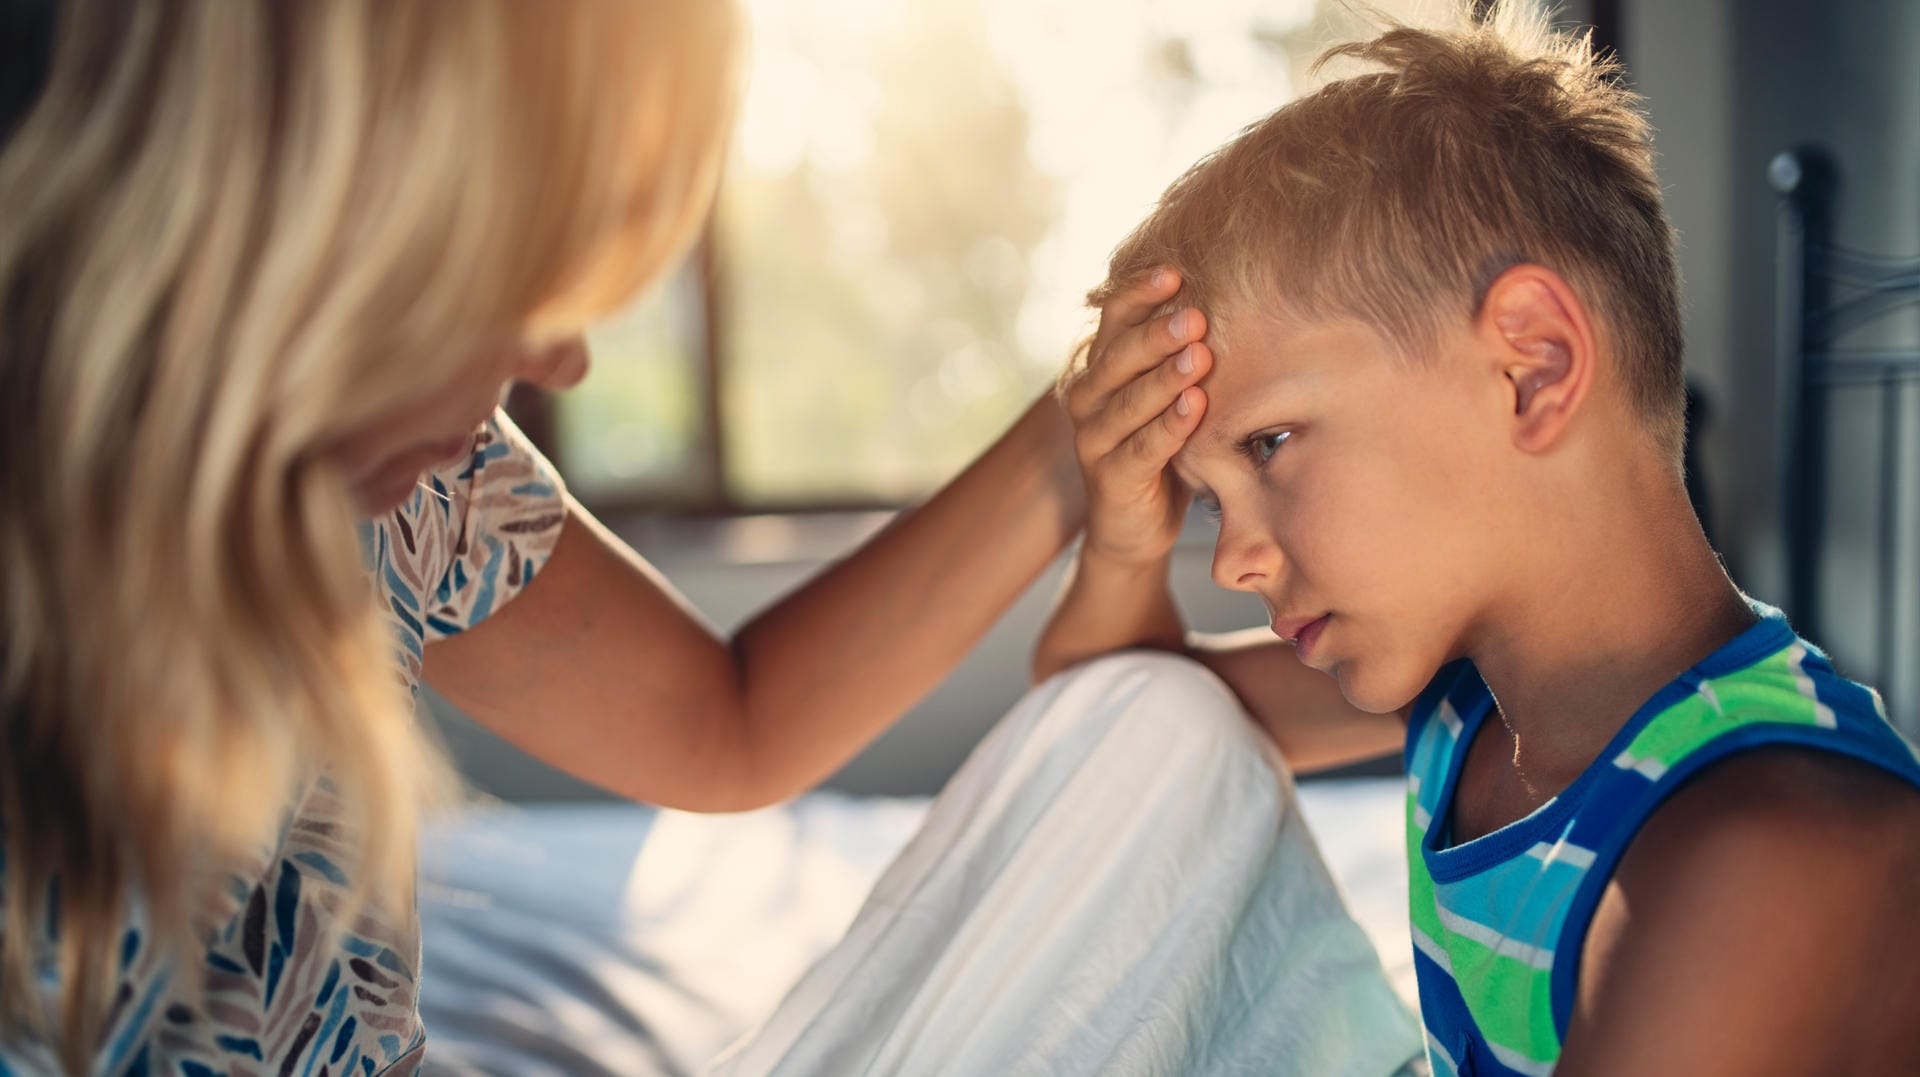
[421, 277, 1179, 811]
[423, 395, 1072, 811]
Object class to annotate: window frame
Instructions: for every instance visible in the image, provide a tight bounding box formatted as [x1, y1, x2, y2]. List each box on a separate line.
[511, 0, 1617, 520]
[510, 218, 926, 518]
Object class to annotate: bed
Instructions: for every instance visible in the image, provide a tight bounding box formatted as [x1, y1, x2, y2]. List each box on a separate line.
[414, 777, 1414, 1077]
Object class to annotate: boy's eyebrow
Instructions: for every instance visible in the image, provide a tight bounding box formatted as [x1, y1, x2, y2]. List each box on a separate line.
[1167, 453, 1213, 502]
[1183, 403, 1274, 462]
[1171, 402, 1268, 501]
[1185, 422, 1245, 460]
[1168, 457, 1211, 502]
[1172, 368, 1316, 494]
[1189, 370, 1319, 461]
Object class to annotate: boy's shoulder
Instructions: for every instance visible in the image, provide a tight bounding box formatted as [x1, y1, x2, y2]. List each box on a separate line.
[1627, 743, 1920, 872]
[1567, 745, 1920, 1071]
[1613, 621, 1908, 775]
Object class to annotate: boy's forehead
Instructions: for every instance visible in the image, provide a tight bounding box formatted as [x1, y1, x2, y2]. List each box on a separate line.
[1193, 318, 1332, 418]
[1207, 312, 1377, 372]
[1197, 312, 1407, 404]
[1171, 315, 1386, 480]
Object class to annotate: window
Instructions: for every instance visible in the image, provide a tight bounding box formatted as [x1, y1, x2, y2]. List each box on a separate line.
[558, 264, 713, 503]
[548, 0, 1433, 513]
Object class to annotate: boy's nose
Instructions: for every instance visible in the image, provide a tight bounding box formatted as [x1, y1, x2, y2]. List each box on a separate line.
[1209, 524, 1284, 593]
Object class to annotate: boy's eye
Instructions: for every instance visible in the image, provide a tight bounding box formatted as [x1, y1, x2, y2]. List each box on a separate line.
[1196, 496, 1223, 523]
[1246, 430, 1291, 464]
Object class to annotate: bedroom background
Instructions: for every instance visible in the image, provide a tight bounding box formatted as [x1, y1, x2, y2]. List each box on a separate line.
[398, 2, 1918, 1071]
[423, 0, 1920, 803]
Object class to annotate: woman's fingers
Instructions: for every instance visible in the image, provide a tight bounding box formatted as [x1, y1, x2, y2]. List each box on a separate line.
[1075, 340, 1212, 463]
[1088, 385, 1209, 509]
[1071, 305, 1209, 422]
[1061, 266, 1214, 565]
[1087, 268, 1181, 366]
[1118, 385, 1208, 475]
[1059, 266, 1205, 564]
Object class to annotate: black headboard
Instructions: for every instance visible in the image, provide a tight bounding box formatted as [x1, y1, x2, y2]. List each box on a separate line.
[1769, 148, 1919, 725]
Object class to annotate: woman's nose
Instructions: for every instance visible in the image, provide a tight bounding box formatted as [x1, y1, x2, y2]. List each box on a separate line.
[517, 336, 591, 390]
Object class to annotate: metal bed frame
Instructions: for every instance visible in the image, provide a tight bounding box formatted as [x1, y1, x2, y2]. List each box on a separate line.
[1770, 147, 1919, 724]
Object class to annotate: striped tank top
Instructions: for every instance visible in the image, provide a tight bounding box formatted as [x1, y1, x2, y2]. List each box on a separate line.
[1402, 601, 1920, 1076]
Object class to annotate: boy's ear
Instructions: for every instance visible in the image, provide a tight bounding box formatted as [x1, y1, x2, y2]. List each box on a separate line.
[1476, 265, 1597, 453]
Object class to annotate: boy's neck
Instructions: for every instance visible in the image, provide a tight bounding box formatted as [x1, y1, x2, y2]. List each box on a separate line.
[1468, 460, 1758, 793]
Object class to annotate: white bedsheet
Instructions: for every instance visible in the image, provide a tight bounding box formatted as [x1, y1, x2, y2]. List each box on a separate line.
[418, 779, 1412, 1076]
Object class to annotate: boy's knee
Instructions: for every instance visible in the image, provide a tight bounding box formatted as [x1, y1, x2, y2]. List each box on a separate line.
[1030, 649, 1273, 769]
[1045, 647, 1217, 689]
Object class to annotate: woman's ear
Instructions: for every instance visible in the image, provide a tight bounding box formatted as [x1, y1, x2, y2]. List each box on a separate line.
[1477, 265, 1598, 454]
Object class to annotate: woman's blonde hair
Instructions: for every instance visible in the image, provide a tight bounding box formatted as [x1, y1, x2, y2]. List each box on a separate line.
[0, 1, 738, 1067]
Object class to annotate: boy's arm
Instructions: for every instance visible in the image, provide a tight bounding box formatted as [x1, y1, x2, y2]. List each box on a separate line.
[1033, 550, 1403, 773]
[1184, 629, 1408, 772]
[1558, 750, 1920, 1075]
[1035, 275, 1403, 773]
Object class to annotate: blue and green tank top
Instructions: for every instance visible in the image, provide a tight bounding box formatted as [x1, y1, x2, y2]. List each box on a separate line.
[1402, 601, 1920, 1076]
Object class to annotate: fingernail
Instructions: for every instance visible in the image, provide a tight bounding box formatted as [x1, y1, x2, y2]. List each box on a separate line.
[1175, 390, 1191, 417]
[1175, 346, 1194, 375]
[1170, 310, 1188, 338]
[1151, 268, 1169, 289]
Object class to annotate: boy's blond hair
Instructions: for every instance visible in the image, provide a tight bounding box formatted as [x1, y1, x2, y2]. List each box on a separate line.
[1098, 2, 1685, 457]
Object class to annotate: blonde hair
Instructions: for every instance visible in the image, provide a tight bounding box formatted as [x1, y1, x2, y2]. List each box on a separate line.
[1095, 1, 1685, 456]
[0, 1, 738, 1067]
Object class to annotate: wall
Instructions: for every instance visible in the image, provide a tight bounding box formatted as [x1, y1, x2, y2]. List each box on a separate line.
[428, 0, 1920, 803]
[1626, 0, 1919, 724]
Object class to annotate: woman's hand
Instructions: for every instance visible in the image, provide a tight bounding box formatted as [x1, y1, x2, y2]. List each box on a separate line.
[1059, 269, 1212, 567]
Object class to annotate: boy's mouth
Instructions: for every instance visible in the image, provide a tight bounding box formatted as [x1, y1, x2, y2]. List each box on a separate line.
[1272, 613, 1332, 661]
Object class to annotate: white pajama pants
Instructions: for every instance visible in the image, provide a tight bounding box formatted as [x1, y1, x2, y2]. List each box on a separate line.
[707, 652, 1424, 1076]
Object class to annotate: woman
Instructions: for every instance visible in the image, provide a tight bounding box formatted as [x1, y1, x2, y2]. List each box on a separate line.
[2, 3, 1420, 1074]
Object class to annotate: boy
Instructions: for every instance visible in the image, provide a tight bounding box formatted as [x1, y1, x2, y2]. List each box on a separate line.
[1039, 3, 1920, 1073]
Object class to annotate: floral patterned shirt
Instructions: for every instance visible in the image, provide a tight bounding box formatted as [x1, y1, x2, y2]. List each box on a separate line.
[0, 411, 564, 1077]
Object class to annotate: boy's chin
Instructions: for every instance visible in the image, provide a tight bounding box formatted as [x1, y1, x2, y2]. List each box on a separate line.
[1333, 661, 1426, 717]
